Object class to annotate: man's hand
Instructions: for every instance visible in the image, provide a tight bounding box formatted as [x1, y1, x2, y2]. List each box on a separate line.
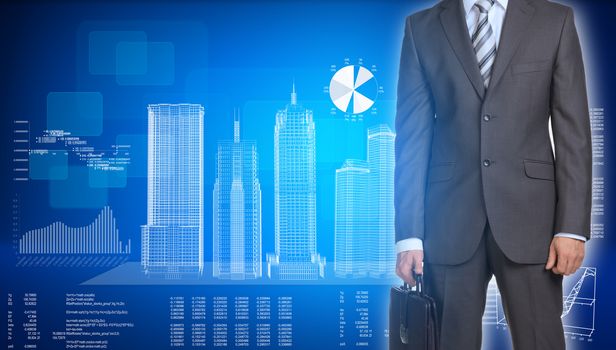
[396, 250, 424, 286]
[545, 236, 585, 276]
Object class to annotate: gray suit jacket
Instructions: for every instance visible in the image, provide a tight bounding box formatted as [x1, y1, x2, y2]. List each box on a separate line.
[394, 0, 592, 265]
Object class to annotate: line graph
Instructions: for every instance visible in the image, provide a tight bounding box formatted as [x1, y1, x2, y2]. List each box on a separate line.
[16, 206, 131, 267]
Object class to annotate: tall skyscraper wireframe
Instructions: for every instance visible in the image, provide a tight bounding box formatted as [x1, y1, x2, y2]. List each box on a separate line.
[266, 83, 326, 280]
[213, 109, 262, 279]
[366, 124, 396, 277]
[334, 124, 396, 278]
[141, 103, 204, 279]
[334, 159, 371, 277]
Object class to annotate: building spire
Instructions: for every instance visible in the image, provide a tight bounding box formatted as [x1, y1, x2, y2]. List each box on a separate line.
[290, 79, 297, 105]
[233, 108, 240, 143]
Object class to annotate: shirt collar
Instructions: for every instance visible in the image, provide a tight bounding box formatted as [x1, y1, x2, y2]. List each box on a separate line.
[463, 0, 509, 15]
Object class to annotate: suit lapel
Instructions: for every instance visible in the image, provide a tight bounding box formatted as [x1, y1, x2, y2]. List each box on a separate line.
[440, 0, 486, 99]
[486, 0, 535, 94]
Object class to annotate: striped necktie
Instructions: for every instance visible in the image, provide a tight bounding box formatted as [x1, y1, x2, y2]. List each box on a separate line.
[471, 0, 496, 88]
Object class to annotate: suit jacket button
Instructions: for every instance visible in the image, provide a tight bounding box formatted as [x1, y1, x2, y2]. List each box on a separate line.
[483, 159, 491, 167]
[483, 114, 491, 121]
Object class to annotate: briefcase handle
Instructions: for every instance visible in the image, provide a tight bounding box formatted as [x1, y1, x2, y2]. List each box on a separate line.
[403, 272, 424, 294]
[399, 273, 424, 344]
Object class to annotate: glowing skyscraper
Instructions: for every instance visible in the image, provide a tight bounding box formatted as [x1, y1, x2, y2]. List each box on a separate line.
[366, 125, 396, 277]
[334, 160, 371, 277]
[266, 83, 326, 280]
[213, 109, 262, 279]
[334, 124, 396, 278]
[141, 103, 204, 278]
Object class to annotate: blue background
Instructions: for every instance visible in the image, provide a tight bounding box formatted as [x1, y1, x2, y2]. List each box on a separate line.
[1, 0, 615, 348]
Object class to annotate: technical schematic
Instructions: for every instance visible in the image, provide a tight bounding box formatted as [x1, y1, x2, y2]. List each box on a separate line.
[483, 267, 597, 340]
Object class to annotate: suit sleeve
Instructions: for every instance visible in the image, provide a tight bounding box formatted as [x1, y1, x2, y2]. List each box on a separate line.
[550, 7, 592, 240]
[394, 16, 435, 243]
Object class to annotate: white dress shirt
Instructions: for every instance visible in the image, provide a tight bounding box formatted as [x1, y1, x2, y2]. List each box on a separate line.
[395, 0, 586, 254]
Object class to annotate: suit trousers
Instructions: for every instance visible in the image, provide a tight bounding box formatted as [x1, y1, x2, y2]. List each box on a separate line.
[424, 220, 565, 350]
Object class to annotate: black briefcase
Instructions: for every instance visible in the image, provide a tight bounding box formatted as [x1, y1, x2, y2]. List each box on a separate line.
[389, 275, 439, 350]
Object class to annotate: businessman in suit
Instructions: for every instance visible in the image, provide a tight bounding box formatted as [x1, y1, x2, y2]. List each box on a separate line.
[394, 0, 591, 348]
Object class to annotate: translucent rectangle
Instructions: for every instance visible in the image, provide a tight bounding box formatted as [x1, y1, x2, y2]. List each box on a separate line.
[88, 30, 147, 75]
[116, 42, 175, 86]
[88, 166, 127, 188]
[47, 92, 103, 136]
[115, 41, 148, 75]
[116, 134, 147, 177]
[29, 150, 68, 180]
[50, 166, 108, 208]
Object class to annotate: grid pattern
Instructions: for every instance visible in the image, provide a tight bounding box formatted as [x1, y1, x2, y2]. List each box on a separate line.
[366, 125, 396, 277]
[334, 124, 396, 278]
[213, 115, 262, 280]
[334, 160, 371, 277]
[141, 104, 204, 278]
[266, 86, 325, 280]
